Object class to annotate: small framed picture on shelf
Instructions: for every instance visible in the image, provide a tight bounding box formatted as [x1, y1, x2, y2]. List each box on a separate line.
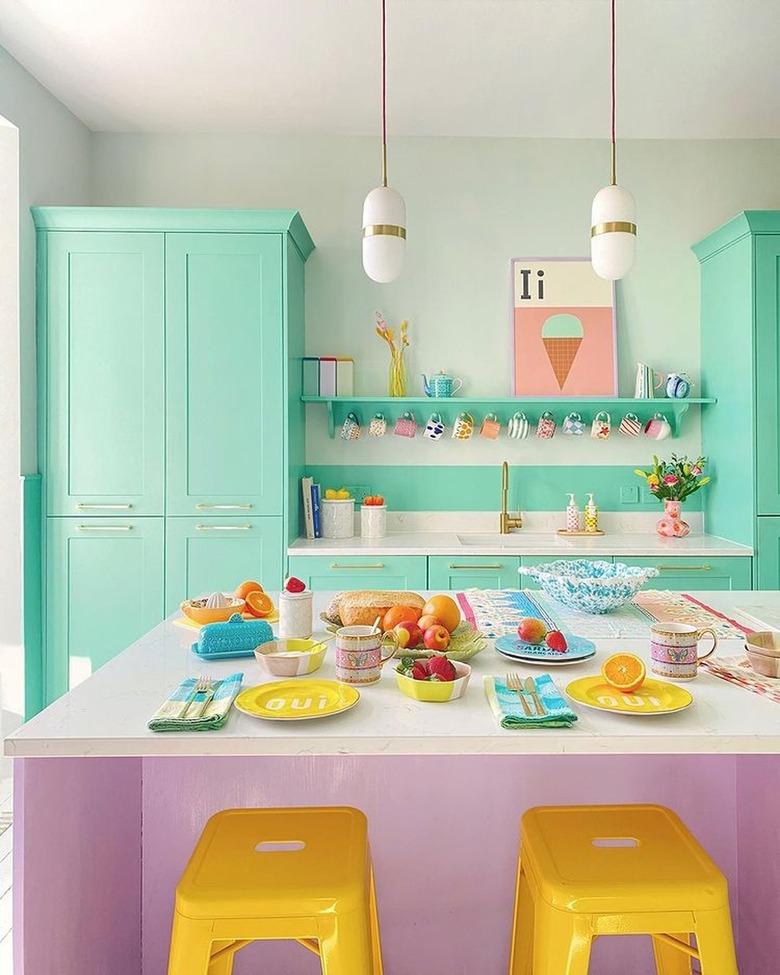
[510, 257, 617, 396]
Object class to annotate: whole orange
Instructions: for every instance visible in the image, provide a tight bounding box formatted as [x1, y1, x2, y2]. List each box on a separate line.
[382, 605, 422, 632]
[235, 579, 264, 601]
[421, 595, 461, 633]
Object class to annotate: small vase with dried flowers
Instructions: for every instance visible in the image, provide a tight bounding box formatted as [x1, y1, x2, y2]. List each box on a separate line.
[374, 311, 409, 397]
[635, 454, 711, 538]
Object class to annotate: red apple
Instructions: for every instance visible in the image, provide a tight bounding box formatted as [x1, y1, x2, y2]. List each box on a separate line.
[423, 624, 450, 651]
[418, 614, 442, 632]
[393, 620, 423, 649]
[517, 616, 547, 645]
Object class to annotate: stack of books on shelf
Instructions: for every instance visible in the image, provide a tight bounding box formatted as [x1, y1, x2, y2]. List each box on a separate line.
[302, 356, 354, 397]
[300, 475, 322, 539]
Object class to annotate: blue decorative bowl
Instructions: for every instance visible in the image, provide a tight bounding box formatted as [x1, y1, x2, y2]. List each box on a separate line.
[518, 560, 659, 614]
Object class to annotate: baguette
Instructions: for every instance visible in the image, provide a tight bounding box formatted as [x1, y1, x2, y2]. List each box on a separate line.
[335, 590, 425, 627]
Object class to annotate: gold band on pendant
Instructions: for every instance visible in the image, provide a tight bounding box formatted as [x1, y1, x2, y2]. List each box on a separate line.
[363, 224, 407, 239]
[591, 221, 637, 238]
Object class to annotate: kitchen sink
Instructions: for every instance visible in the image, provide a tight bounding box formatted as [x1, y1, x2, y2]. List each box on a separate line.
[456, 533, 524, 547]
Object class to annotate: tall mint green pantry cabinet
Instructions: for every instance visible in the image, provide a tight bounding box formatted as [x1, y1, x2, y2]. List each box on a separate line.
[35, 209, 313, 706]
[694, 211, 780, 588]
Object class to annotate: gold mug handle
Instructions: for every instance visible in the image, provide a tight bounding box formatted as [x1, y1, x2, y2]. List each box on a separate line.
[379, 632, 400, 667]
[696, 627, 718, 660]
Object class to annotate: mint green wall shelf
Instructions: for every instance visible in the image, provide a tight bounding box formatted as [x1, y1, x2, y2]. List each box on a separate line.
[303, 396, 716, 439]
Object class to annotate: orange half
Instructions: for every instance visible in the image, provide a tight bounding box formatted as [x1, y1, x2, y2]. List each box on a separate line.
[601, 652, 646, 693]
[245, 590, 274, 618]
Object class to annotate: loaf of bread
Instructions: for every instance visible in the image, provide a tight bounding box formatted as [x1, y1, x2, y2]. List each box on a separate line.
[333, 590, 425, 627]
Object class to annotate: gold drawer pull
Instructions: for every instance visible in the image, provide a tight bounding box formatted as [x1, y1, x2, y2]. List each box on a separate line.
[77, 503, 133, 510]
[330, 562, 386, 570]
[656, 564, 712, 572]
[77, 524, 133, 531]
[449, 563, 503, 570]
[196, 524, 252, 531]
[195, 503, 253, 510]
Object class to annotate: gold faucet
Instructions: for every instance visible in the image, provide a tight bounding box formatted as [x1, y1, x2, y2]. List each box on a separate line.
[500, 461, 523, 533]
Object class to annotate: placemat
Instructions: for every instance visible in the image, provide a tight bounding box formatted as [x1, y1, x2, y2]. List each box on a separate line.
[701, 655, 780, 704]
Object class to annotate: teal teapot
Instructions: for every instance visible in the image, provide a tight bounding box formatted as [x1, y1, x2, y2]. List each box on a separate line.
[421, 371, 464, 398]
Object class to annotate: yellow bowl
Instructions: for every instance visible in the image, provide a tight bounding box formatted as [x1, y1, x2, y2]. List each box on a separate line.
[180, 595, 245, 625]
[254, 639, 327, 677]
[395, 661, 471, 702]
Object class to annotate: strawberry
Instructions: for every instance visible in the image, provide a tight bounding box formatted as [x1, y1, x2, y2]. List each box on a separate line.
[410, 661, 430, 681]
[427, 655, 457, 682]
[285, 576, 306, 593]
[545, 630, 568, 653]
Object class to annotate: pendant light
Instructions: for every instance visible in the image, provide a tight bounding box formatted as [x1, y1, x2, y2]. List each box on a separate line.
[591, 0, 636, 280]
[362, 0, 406, 283]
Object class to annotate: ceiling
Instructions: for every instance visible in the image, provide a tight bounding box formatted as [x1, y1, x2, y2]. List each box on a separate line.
[0, 0, 777, 138]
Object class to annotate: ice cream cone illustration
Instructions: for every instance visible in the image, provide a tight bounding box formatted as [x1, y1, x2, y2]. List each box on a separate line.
[541, 313, 584, 389]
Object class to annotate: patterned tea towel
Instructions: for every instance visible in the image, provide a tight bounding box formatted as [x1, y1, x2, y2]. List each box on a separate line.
[148, 673, 243, 732]
[484, 674, 578, 729]
[701, 655, 780, 704]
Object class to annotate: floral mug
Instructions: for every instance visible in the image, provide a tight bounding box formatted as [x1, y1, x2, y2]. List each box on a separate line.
[650, 622, 717, 680]
[368, 412, 387, 437]
[394, 411, 417, 438]
[340, 412, 361, 440]
[335, 625, 398, 685]
[536, 411, 556, 440]
[591, 411, 611, 440]
[452, 411, 474, 440]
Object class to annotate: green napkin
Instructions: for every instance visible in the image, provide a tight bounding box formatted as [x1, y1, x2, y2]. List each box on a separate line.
[484, 674, 577, 729]
[148, 673, 243, 732]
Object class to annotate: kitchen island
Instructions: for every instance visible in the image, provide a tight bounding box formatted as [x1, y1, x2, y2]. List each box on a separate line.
[6, 591, 779, 975]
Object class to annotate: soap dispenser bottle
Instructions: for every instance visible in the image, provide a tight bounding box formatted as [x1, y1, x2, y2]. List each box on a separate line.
[565, 493, 580, 533]
[584, 493, 600, 534]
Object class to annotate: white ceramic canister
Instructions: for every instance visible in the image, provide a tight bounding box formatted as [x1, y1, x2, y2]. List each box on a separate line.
[278, 589, 314, 639]
[321, 498, 355, 538]
[361, 504, 387, 539]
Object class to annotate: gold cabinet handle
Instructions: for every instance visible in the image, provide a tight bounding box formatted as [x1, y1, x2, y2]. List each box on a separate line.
[449, 563, 504, 570]
[195, 503, 253, 510]
[195, 524, 252, 531]
[656, 564, 712, 572]
[330, 562, 386, 569]
[77, 503, 133, 510]
[77, 524, 133, 531]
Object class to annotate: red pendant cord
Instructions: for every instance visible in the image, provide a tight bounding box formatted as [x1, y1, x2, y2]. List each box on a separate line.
[610, 0, 617, 184]
[381, 0, 388, 186]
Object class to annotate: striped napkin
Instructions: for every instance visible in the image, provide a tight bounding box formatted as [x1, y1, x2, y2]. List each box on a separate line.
[483, 674, 577, 729]
[148, 673, 244, 732]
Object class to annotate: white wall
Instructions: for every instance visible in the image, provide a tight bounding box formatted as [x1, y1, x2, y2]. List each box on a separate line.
[91, 132, 780, 466]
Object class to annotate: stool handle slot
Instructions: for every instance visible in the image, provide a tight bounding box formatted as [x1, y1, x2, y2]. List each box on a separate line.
[591, 836, 639, 847]
[255, 840, 306, 852]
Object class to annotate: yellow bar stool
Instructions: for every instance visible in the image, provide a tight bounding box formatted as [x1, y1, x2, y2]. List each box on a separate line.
[167, 806, 383, 975]
[508, 804, 738, 975]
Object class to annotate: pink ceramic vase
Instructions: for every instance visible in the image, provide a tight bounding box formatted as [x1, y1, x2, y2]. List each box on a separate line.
[656, 499, 690, 538]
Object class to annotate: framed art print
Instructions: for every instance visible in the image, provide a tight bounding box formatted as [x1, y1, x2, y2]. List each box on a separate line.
[511, 258, 617, 396]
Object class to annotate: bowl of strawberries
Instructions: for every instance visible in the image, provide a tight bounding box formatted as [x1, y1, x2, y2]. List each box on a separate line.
[394, 655, 471, 702]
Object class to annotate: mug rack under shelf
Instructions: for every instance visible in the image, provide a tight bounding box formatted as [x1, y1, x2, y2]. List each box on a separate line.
[301, 396, 717, 440]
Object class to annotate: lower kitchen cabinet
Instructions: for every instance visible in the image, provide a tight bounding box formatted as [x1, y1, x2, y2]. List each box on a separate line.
[166, 517, 283, 614]
[624, 556, 753, 591]
[287, 555, 427, 592]
[428, 556, 520, 590]
[756, 518, 780, 588]
[520, 556, 613, 589]
[46, 517, 164, 701]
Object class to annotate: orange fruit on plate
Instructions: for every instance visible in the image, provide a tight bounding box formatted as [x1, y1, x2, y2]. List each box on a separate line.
[601, 653, 646, 693]
[382, 605, 422, 632]
[235, 579, 264, 601]
[422, 594, 461, 633]
[245, 590, 274, 618]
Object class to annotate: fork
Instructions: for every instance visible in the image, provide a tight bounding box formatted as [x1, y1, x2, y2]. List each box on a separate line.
[505, 673, 533, 716]
[177, 675, 212, 719]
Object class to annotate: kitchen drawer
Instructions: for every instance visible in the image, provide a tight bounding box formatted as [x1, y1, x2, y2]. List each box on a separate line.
[520, 556, 613, 589]
[287, 556, 427, 592]
[625, 556, 753, 591]
[428, 556, 520, 590]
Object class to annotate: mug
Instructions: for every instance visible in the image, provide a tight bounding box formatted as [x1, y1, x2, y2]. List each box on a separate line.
[650, 622, 718, 680]
[368, 412, 387, 437]
[619, 412, 642, 437]
[591, 410, 611, 440]
[536, 411, 556, 440]
[452, 411, 474, 440]
[424, 412, 445, 440]
[666, 372, 693, 399]
[563, 411, 585, 436]
[335, 625, 398, 685]
[634, 362, 665, 399]
[644, 412, 672, 440]
[394, 411, 417, 438]
[507, 411, 529, 439]
[480, 412, 501, 440]
[340, 412, 361, 440]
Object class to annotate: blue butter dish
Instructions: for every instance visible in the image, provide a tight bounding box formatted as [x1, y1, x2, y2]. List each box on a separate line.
[192, 613, 273, 659]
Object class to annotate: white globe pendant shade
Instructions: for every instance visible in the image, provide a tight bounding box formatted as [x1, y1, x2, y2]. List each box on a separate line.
[362, 185, 406, 283]
[590, 183, 637, 280]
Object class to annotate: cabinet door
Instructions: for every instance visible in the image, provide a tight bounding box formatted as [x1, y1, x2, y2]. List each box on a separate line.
[756, 236, 780, 514]
[625, 556, 753, 592]
[45, 232, 165, 515]
[757, 518, 780, 589]
[428, 556, 520, 590]
[287, 556, 428, 592]
[46, 517, 164, 701]
[520, 556, 613, 589]
[166, 234, 284, 515]
[166, 517, 284, 613]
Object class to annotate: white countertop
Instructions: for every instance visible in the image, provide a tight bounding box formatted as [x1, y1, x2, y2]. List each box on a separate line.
[6, 591, 779, 758]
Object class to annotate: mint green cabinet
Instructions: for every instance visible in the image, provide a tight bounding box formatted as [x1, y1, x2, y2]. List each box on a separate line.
[625, 556, 752, 591]
[520, 556, 613, 589]
[43, 232, 165, 515]
[45, 518, 164, 700]
[755, 235, 780, 515]
[166, 234, 284, 515]
[428, 556, 520, 590]
[757, 520, 780, 589]
[166, 518, 284, 614]
[287, 556, 427, 592]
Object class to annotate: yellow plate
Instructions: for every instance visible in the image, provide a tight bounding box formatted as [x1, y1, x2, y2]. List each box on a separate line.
[565, 676, 693, 716]
[235, 679, 360, 721]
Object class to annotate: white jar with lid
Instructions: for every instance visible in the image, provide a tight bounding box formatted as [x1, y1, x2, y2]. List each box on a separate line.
[278, 590, 313, 639]
[321, 498, 355, 539]
[361, 504, 387, 539]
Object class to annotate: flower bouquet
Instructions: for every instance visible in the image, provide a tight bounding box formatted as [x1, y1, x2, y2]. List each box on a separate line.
[635, 455, 710, 538]
[375, 311, 409, 396]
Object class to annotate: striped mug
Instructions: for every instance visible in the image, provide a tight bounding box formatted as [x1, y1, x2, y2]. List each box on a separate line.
[507, 411, 529, 439]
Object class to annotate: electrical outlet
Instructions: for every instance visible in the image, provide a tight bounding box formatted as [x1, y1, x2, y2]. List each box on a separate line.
[620, 485, 639, 505]
[344, 484, 371, 502]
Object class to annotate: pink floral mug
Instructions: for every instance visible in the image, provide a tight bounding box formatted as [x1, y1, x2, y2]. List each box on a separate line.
[650, 622, 717, 680]
[335, 626, 398, 685]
